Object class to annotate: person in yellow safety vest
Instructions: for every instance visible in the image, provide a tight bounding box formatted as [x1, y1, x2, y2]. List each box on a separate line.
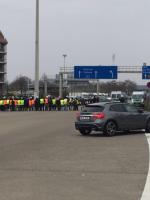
[17, 99, 21, 111]
[40, 98, 45, 111]
[64, 98, 68, 111]
[60, 98, 64, 111]
[0, 99, 4, 111]
[77, 99, 80, 105]
[20, 98, 25, 111]
[52, 97, 56, 110]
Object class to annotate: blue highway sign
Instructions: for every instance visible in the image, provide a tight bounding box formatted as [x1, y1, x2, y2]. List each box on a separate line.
[142, 66, 150, 79]
[74, 66, 118, 79]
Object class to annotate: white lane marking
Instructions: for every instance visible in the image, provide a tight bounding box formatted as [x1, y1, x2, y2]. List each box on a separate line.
[141, 133, 150, 200]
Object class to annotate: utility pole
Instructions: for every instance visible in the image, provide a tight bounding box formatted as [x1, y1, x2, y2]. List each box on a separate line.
[34, 0, 39, 98]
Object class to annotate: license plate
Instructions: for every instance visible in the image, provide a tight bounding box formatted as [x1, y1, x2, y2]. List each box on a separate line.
[80, 116, 90, 120]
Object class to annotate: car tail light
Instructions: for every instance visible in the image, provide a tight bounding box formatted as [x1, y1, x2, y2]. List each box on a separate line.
[92, 112, 105, 119]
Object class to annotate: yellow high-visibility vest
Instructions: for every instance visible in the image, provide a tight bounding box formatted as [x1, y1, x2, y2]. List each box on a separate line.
[20, 100, 24, 106]
[52, 99, 56, 105]
[0, 100, 4, 105]
[64, 98, 68, 105]
[40, 98, 44, 104]
[60, 99, 64, 106]
[17, 100, 21, 106]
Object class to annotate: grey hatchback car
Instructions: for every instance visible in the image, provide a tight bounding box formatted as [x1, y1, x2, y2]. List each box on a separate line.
[75, 102, 150, 136]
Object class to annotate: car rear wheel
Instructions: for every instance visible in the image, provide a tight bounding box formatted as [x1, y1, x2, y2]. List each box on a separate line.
[103, 121, 117, 137]
[79, 128, 91, 135]
[146, 120, 150, 133]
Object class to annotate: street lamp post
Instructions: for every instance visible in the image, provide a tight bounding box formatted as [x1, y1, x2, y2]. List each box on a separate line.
[112, 54, 115, 65]
[59, 72, 63, 98]
[63, 54, 67, 85]
[62, 54, 67, 72]
[59, 54, 67, 98]
[34, 0, 39, 99]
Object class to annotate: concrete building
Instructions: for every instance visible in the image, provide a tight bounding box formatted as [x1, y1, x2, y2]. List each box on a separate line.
[0, 31, 7, 95]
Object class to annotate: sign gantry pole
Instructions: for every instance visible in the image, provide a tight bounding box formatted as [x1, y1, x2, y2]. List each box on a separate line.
[34, 0, 39, 98]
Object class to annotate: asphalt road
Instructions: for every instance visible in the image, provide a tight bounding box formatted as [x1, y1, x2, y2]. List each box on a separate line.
[0, 111, 149, 200]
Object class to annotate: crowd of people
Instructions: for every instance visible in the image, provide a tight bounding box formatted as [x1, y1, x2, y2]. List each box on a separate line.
[0, 96, 99, 112]
[0, 96, 81, 111]
[0, 94, 144, 112]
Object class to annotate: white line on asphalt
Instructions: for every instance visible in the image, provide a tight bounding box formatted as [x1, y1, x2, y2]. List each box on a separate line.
[141, 133, 150, 200]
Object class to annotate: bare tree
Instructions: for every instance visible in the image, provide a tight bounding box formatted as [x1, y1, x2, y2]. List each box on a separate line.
[96, 80, 137, 94]
[9, 75, 32, 95]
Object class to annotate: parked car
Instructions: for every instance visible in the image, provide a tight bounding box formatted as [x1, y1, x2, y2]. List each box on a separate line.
[75, 102, 150, 136]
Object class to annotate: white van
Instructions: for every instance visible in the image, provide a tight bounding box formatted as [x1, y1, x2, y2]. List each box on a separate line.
[110, 91, 127, 102]
[131, 91, 146, 106]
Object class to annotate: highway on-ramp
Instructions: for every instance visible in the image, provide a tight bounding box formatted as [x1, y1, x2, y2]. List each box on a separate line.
[0, 111, 149, 200]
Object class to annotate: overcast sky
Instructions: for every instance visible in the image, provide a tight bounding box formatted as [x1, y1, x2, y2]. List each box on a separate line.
[0, 0, 150, 84]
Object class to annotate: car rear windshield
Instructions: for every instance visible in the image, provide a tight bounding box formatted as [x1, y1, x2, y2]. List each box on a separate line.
[82, 105, 104, 112]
